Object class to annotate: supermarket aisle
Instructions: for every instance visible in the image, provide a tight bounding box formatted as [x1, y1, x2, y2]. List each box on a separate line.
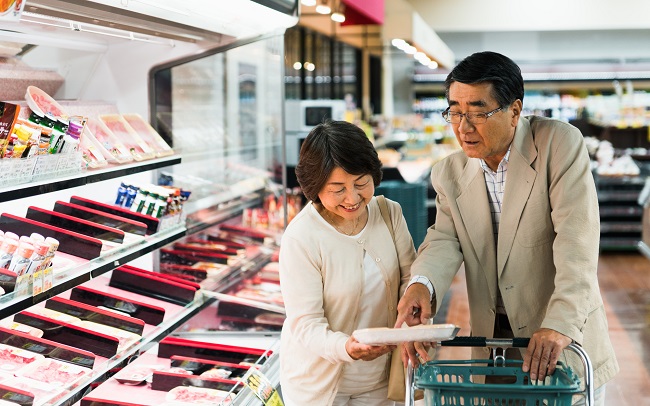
[438, 253, 650, 405]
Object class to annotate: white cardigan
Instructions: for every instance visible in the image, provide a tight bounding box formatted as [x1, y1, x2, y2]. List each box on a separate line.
[279, 196, 417, 405]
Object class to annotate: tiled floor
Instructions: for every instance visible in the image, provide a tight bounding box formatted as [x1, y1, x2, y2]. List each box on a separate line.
[435, 252, 650, 405]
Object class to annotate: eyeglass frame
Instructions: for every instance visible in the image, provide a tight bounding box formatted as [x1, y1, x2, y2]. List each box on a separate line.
[442, 106, 504, 125]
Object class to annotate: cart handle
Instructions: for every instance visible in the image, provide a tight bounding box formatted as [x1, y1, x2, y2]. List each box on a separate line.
[405, 337, 594, 406]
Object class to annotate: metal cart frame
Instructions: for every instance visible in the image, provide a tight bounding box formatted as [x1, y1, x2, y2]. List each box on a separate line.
[405, 337, 594, 406]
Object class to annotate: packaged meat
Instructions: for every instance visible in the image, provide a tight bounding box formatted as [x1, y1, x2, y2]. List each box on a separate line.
[79, 125, 109, 168]
[234, 287, 283, 306]
[199, 368, 232, 379]
[25, 86, 67, 118]
[77, 320, 141, 352]
[352, 323, 460, 346]
[165, 386, 232, 405]
[99, 115, 155, 161]
[253, 313, 285, 327]
[0, 320, 44, 338]
[85, 118, 133, 163]
[15, 357, 91, 387]
[122, 114, 174, 157]
[25, 306, 82, 325]
[113, 364, 166, 385]
[0, 343, 44, 373]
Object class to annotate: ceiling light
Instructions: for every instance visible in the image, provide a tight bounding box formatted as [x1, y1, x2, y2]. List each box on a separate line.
[304, 62, 316, 71]
[331, 2, 345, 23]
[293, 62, 302, 70]
[315, 0, 331, 14]
[301, 0, 317, 5]
[391, 38, 406, 48]
[331, 11, 345, 22]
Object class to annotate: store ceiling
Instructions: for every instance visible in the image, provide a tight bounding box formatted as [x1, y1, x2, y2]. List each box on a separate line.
[407, 0, 650, 76]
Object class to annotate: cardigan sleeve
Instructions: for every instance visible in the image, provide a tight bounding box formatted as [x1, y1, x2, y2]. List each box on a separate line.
[279, 232, 354, 364]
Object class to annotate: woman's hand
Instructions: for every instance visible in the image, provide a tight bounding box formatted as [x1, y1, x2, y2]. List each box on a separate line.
[345, 336, 396, 361]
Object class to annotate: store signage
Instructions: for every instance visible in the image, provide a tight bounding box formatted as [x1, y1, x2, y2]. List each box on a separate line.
[341, 0, 384, 25]
[0, 0, 25, 21]
[242, 367, 284, 406]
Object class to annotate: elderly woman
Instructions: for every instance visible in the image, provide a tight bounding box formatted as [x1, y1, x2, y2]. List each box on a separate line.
[279, 120, 417, 406]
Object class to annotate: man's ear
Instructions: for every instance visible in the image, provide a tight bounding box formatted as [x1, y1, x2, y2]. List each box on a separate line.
[511, 99, 523, 126]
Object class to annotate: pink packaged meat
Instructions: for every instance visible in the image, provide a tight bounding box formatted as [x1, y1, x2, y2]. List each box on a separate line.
[165, 386, 232, 405]
[16, 357, 91, 387]
[122, 114, 173, 157]
[0, 343, 44, 373]
[85, 118, 133, 163]
[99, 115, 155, 161]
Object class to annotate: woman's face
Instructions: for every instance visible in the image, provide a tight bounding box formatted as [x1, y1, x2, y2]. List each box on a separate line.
[317, 167, 374, 220]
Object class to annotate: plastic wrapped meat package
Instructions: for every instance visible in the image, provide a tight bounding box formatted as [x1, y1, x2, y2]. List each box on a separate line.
[0, 343, 44, 374]
[24, 306, 82, 325]
[15, 357, 91, 386]
[99, 115, 156, 161]
[78, 321, 141, 352]
[3, 358, 92, 405]
[113, 364, 166, 385]
[352, 323, 460, 346]
[164, 386, 233, 405]
[85, 118, 133, 163]
[234, 281, 283, 306]
[122, 114, 174, 157]
[79, 124, 109, 168]
[25, 86, 67, 118]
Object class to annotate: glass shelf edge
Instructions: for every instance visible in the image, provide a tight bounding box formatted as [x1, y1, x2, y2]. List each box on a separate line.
[0, 155, 181, 202]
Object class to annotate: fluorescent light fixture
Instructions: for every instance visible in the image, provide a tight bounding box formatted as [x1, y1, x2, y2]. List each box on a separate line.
[315, 0, 331, 15]
[331, 11, 345, 22]
[301, 0, 317, 5]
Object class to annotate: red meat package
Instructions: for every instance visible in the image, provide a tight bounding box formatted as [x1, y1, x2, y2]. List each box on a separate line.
[0, 343, 44, 374]
[16, 357, 92, 387]
[165, 386, 233, 405]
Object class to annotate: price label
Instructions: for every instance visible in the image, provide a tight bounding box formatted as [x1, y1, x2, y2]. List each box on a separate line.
[242, 367, 284, 406]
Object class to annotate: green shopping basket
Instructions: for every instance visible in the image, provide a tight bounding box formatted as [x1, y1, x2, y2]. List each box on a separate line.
[405, 337, 594, 406]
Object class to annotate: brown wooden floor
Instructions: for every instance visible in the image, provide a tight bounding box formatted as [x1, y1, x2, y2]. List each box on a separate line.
[436, 252, 650, 405]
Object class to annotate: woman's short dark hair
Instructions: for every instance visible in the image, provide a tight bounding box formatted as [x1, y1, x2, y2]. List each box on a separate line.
[444, 51, 524, 108]
[295, 120, 382, 203]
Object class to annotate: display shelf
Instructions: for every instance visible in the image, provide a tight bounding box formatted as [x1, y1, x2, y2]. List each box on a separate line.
[599, 206, 643, 217]
[594, 171, 645, 251]
[0, 225, 186, 320]
[0, 155, 181, 203]
[185, 191, 265, 236]
[170, 331, 281, 406]
[42, 292, 214, 406]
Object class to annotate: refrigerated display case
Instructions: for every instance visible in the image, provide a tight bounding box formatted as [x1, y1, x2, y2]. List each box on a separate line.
[0, 1, 298, 405]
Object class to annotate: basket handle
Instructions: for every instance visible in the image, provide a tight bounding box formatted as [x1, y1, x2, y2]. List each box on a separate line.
[405, 337, 594, 406]
[440, 336, 531, 348]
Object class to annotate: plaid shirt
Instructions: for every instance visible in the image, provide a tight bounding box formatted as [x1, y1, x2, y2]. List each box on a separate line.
[479, 146, 511, 315]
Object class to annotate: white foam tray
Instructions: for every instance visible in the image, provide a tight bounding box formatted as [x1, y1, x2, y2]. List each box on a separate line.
[353, 323, 460, 346]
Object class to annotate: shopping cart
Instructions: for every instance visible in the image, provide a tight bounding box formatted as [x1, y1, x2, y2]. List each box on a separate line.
[405, 337, 594, 406]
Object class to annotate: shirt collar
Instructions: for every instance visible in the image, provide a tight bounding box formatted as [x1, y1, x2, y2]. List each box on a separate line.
[479, 144, 512, 174]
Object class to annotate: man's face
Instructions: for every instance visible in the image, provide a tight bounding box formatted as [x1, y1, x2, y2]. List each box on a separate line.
[448, 82, 521, 171]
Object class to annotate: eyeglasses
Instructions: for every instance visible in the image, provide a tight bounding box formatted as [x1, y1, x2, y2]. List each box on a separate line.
[442, 106, 503, 125]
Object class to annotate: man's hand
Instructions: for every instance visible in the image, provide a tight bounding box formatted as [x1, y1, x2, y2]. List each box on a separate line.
[345, 336, 395, 361]
[394, 283, 433, 367]
[522, 328, 572, 381]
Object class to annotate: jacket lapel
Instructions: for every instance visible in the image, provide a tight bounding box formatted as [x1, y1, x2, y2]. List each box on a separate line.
[457, 159, 498, 301]
[497, 118, 538, 275]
